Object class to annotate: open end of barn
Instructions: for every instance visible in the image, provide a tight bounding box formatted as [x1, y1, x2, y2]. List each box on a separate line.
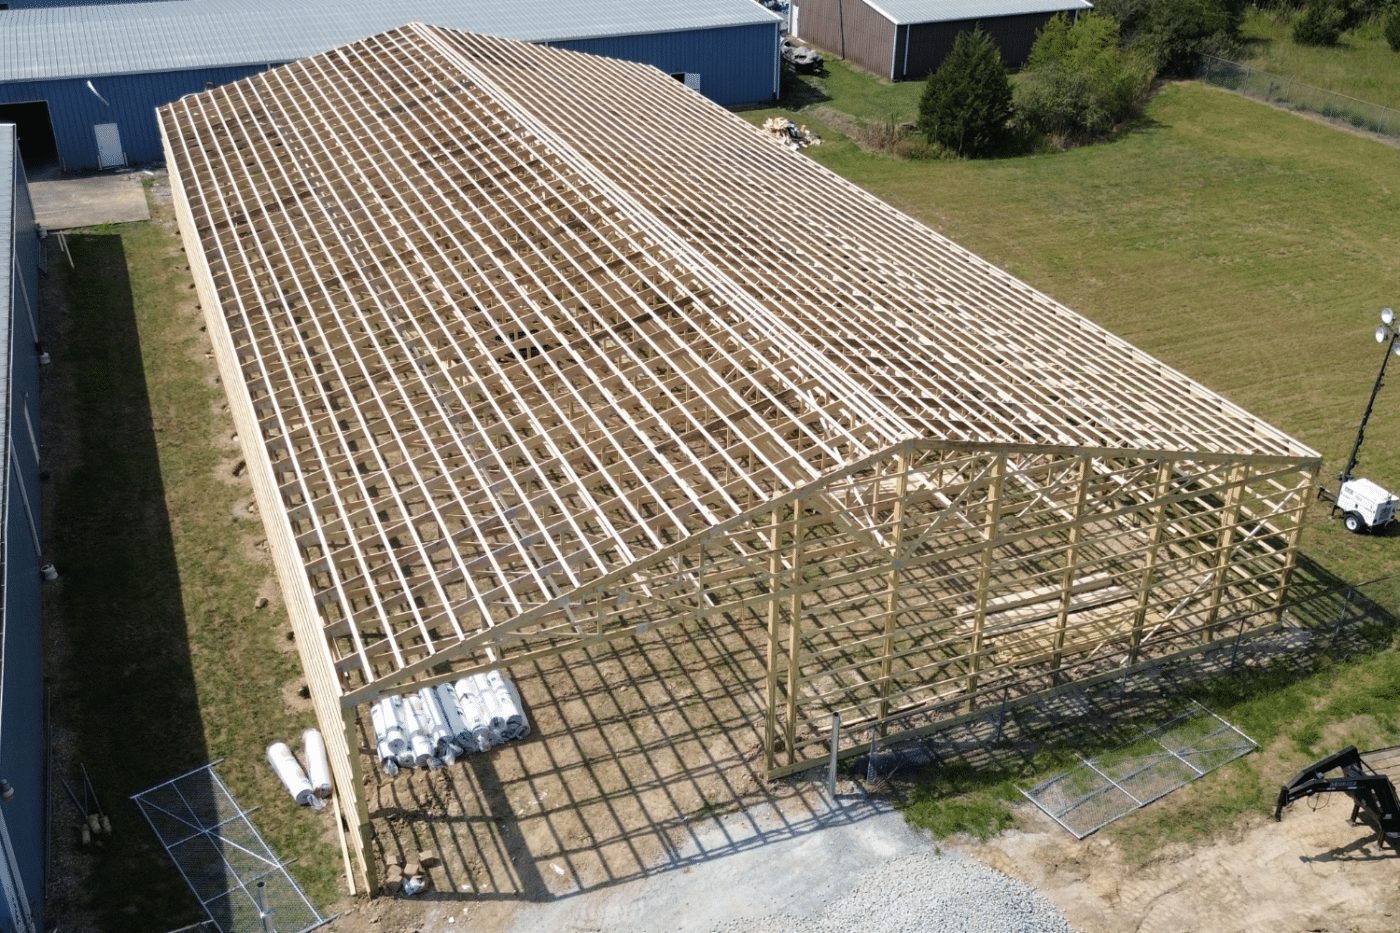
[156, 25, 1320, 894]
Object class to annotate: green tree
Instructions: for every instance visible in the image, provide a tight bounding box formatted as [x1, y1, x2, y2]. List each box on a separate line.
[919, 28, 1014, 157]
[1096, 0, 1245, 74]
[1293, 0, 1362, 45]
[1387, 4, 1400, 50]
[1016, 13, 1155, 141]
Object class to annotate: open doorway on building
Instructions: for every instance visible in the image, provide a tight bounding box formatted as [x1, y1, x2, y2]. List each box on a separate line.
[0, 101, 60, 176]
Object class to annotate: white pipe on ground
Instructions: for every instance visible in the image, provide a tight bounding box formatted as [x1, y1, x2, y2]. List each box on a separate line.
[302, 728, 333, 798]
[266, 742, 322, 808]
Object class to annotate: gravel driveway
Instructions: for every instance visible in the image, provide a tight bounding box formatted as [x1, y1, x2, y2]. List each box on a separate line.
[486, 791, 1076, 933]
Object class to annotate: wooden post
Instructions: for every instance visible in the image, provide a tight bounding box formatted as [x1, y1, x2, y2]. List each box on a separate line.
[1051, 455, 1091, 683]
[877, 445, 911, 727]
[1203, 462, 1248, 640]
[966, 452, 1007, 710]
[342, 705, 377, 895]
[764, 507, 783, 775]
[1129, 459, 1175, 664]
[785, 500, 805, 768]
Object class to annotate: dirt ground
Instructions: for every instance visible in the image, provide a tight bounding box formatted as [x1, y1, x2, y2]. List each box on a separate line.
[327, 774, 1400, 933]
[971, 799, 1400, 933]
[35, 171, 1400, 933]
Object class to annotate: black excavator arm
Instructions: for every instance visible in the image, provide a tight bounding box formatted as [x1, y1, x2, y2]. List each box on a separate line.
[1274, 745, 1400, 849]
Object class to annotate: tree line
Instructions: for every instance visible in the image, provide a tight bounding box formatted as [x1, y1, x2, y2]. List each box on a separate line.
[919, 0, 1400, 157]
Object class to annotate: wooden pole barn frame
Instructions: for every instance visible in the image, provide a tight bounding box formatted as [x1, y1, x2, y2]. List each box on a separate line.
[157, 25, 1320, 893]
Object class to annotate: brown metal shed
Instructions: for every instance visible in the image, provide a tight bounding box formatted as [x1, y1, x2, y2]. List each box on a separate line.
[790, 0, 1091, 79]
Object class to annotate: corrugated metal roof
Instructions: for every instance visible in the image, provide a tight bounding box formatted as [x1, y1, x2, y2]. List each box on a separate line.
[0, 123, 14, 453]
[0, 0, 778, 83]
[865, 0, 1090, 25]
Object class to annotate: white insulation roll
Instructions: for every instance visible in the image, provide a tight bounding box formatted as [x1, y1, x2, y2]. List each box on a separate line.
[372, 696, 407, 755]
[436, 684, 470, 753]
[267, 742, 323, 809]
[469, 673, 507, 742]
[502, 678, 530, 740]
[416, 687, 459, 757]
[486, 671, 528, 740]
[302, 728, 333, 799]
[452, 678, 494, 752]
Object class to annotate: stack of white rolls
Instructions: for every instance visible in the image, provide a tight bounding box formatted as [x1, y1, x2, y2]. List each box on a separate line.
[369, 671, 530, 775]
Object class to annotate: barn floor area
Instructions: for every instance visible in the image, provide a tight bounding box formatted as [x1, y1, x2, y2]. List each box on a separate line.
[361, 612, 784, 902]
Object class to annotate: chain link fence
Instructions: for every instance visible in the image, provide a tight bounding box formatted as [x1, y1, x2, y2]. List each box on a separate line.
[1199, 55, 1400, 138]
[1020, 701, 1258, 837]
[132, 763, 329, 933]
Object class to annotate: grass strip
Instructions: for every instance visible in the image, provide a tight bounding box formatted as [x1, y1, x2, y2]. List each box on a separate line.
[51, 208, 338, 932]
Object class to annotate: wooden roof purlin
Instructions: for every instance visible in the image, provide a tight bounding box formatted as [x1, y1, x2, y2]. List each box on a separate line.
[157, 23, 1323, 889]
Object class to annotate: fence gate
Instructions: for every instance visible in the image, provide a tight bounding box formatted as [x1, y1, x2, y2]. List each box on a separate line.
[1021, 702, 1257, 839]
[133, 763, 329, 933]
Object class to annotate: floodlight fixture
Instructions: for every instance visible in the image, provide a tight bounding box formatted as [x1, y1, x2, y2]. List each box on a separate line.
[1341, 308, 1400, 484]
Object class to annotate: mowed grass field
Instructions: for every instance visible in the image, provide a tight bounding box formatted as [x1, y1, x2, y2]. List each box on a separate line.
[745, 73, 1400, 586]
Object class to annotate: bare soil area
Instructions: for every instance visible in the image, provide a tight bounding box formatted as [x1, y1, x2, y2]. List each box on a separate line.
[970, 798, 1400, 933]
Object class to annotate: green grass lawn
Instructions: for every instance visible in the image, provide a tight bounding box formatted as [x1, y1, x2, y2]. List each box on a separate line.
[1237, 8, 1400, 109]
[755, 64, 1400, 851]
[748, 75, 1400, 587]
[52, 212, 339, 931]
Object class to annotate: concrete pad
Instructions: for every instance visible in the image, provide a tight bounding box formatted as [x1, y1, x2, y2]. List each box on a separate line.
[29, 172, 151, 230]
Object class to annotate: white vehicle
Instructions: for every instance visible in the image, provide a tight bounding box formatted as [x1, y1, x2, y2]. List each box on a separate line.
[1336, 477, 1398, 533]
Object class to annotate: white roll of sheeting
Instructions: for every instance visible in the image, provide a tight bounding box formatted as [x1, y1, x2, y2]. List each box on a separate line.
[452, 678, 494, 752]
[409, 731, 437, 768]
[416, 687, 461, 758]
[486, 671, 528, 740]
[371, 697, 406, 755]
[502, 678, 531, 740]
[376, 737, 401, 775]
[395, 692, 423, 737]
[436, 684, 469, 751]
[469, 673, 507, 742]
[267, 742, 323, 809]
[302, 728, 333, 798]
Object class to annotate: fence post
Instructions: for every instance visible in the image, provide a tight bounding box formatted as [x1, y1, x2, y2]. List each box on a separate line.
[827, 711, 840, 797]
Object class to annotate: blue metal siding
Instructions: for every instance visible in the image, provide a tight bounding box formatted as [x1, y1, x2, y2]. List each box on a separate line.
[554, 23, 780, 105]
[0, 128, 42, 933]
[0, 65, 269, 169]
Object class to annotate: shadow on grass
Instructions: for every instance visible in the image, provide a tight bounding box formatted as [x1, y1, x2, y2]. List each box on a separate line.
[872, 553, 1400, 837]
[48, 231, 211, 933]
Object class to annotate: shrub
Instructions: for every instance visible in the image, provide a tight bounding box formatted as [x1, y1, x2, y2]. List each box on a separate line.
[918, 28, 1014, 157]
[1097, 0, 1246, 74]
[1016, 13, 1156, 142]
[1386, 3, 1400, 49]
[1292, 0, 1362, 44]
